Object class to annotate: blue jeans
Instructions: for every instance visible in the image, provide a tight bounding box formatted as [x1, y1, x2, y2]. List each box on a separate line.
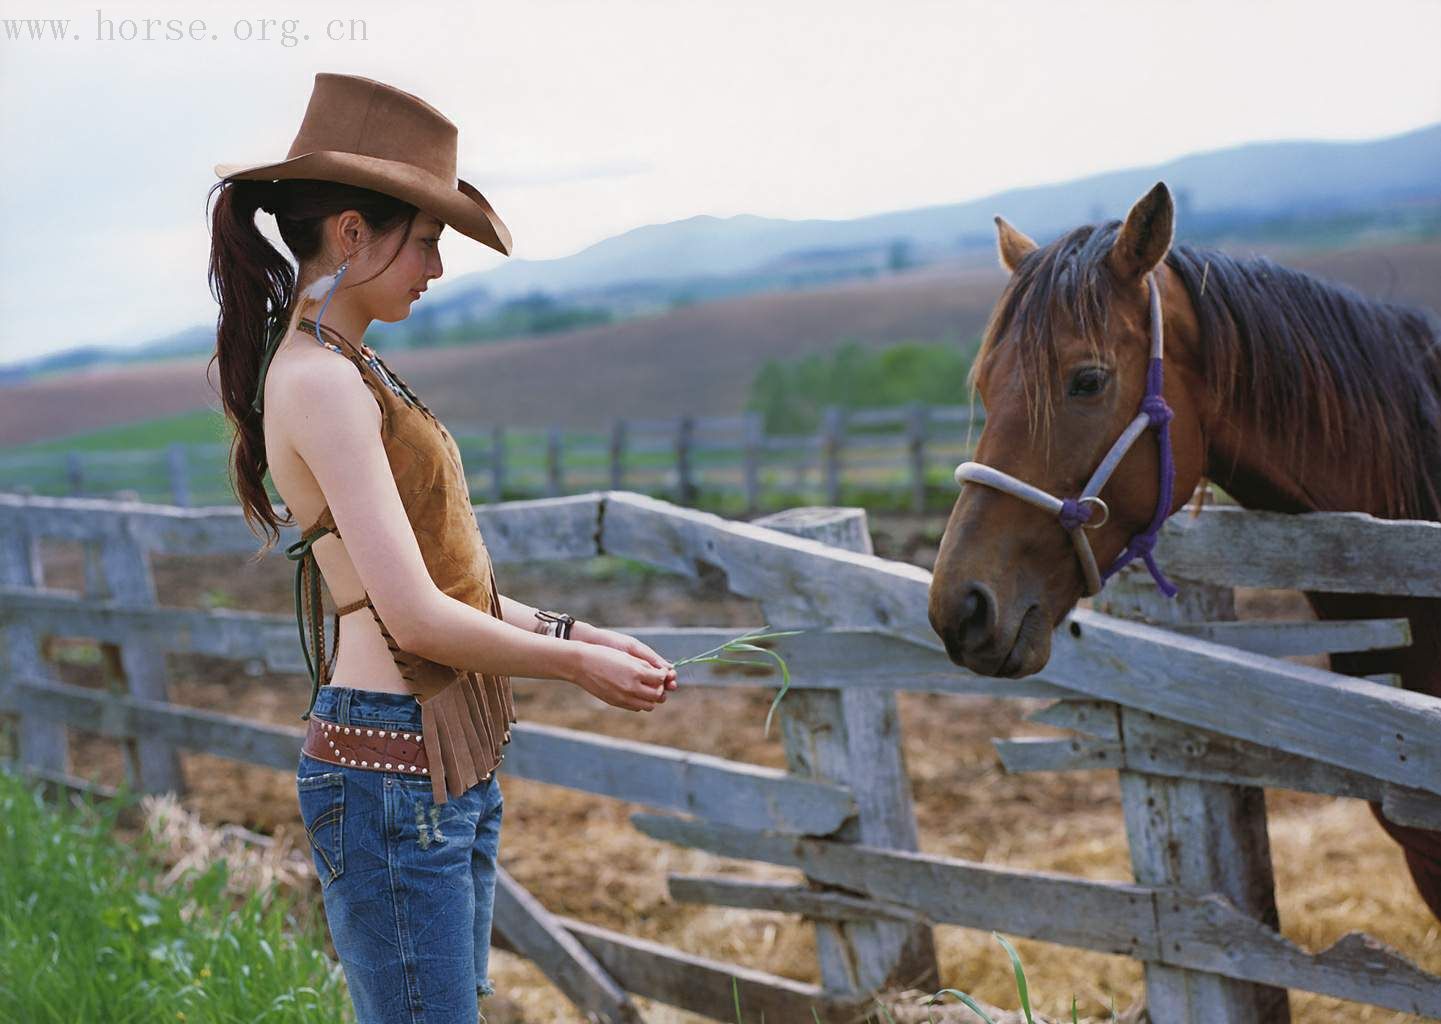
[296, 686, 503, 1023]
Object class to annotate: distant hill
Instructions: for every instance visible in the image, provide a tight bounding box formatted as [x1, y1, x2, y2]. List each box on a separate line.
[3, 240, 1438, 448]
[3, 122, 1438, 385]
[464, 122, 1441, 297]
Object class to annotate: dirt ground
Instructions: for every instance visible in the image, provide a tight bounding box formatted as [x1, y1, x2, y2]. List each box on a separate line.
[22, 511, 1441, 1023]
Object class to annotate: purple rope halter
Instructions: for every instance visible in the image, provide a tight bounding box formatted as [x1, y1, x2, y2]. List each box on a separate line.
[953, 271, 1180, 598]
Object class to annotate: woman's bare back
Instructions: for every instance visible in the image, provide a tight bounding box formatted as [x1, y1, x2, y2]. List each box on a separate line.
[261, 330, 413, 695]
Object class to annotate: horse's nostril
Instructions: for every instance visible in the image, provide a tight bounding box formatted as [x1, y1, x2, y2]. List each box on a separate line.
[960, 589, 979, 623]
[959, 582, 996, 644]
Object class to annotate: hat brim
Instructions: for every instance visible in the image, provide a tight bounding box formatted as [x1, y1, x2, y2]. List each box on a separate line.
[215, 151, 512, 256]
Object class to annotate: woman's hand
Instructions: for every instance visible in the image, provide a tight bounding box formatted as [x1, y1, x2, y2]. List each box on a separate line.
[572, 621, 678, 693]
[569, 643, 674, 712]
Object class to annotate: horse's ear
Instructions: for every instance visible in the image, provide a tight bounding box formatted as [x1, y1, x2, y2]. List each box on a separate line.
[994, 215, 1037, 274]
[1108, 181, 1174, 281]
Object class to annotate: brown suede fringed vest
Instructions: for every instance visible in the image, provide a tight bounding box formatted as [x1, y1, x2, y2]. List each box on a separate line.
[257, 315, 517, 805]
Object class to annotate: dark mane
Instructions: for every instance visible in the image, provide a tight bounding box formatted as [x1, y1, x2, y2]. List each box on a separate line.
[971, 220, 1441, 519]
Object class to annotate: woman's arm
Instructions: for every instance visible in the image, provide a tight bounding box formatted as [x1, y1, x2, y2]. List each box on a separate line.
[497, 592, 582, 635]
[497, 593, 677, 690]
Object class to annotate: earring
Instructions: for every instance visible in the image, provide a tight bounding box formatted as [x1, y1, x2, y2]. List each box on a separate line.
[304, 257, 350, 349]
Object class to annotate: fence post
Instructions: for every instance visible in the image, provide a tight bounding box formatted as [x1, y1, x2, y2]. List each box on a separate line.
[0, 499, 67, 774]
[490, 426, 506, 503]
[99, 512, 186, 796]
[608, 420, 627, 490]
[166, 443, 191, 507]
[742, 412, 762, 516]
[906, 402, 929, 514]
[820, 407, 845, 506]
[752, 506, 940, 998]
[546, 428, 564, 497]
[1097, 567, 1291, 1023]
[65, 451, 83, 496]
[675, 416, 696, 505]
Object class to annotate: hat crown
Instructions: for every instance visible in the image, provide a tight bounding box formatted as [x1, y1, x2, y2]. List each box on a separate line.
[285, 73, 458, 185]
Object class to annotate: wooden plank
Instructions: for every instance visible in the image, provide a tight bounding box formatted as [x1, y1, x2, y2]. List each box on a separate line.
[1121, 711, 1441, 831]
[1107, 572, 1288, 1024]
[0, 588, 331, 676]
[996, 715, 1441, 831]
[1053, 611, 1441, 798]
[0, 491, 604, 564]
[993, 735, 1122, 773]
[492, 866, 642, 1023]
[667, 875, 930, 925]
[597, 492, 1441, 795]
[489, 425, 506, 503]
[545, 427, 564, 496]
[635, 813, 1159, 957]
[502, 721, 856, 834]
[1, 672, 853, 832]
[0, 518, 66, 778]
[554, 916, 865, 1022]
[3, 673, 305, 769]
[472, 492, 603, 563]
[98, 529, 184, 796]
[1025, 699, 1121, 740]
[610, 420, 627, 490]
[676, 416, 696, 505]
[819, 408, 844, 506]
[1123, 773, 1288, 1022]
[906, 403, 928, 515]
[753, 507, 940, 996]
[1149, 505, 1441, 596]
[742, 412, 761, 515]
[0, 592, 1070, 699]
[1159, 893, 1441, 1018]
[1163, 618, 1411, 657]
[638, 814, 1441, 1018]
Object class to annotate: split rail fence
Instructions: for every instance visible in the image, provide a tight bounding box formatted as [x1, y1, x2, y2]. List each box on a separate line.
[0, 403, 981, 514]
[1, 489, 1439, 1022]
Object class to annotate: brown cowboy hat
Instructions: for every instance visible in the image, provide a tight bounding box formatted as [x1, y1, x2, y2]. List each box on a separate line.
[215, 72, 512, 256]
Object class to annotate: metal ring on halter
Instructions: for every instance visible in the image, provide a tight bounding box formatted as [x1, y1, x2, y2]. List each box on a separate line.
[1078, 495, 1109, 529]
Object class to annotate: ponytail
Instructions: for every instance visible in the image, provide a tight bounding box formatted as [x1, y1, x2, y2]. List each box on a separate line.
[207, 178, 296, 558]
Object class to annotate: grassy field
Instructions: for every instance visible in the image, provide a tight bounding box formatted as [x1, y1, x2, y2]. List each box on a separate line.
[0, 765, 352, 1023]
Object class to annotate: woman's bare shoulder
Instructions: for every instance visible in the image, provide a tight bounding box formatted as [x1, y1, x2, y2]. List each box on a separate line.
[265, 336, 381, 434]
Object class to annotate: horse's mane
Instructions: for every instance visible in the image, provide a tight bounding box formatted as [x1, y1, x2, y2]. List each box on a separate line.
[970, 219, 1441, 519]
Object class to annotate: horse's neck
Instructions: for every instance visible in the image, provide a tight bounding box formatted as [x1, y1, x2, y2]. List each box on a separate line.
[1203, 391, 1441, 701]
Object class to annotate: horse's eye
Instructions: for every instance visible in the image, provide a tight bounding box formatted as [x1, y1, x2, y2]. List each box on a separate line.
[1068, 367, 1109, 397]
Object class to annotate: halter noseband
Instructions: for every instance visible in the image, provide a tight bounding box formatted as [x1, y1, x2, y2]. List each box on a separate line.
[953, 271, 1179, 599]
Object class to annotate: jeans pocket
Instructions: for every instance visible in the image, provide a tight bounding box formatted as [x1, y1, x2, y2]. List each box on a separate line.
[297, 770, 346, 888]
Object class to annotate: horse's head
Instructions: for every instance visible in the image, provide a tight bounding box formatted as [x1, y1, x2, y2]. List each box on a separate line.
[928, 182, 1207, 676]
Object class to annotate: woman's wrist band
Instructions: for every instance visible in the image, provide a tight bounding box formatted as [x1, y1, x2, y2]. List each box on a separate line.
[534, 609, 576, 640]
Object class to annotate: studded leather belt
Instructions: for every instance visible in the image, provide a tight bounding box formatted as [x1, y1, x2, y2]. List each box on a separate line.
[301, 715, 431, 778]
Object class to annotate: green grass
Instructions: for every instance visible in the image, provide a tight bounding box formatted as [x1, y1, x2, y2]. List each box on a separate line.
[0, 766, 352, 1023]
[4, 409, 232, 455]
[922, 932, 1120, 1023]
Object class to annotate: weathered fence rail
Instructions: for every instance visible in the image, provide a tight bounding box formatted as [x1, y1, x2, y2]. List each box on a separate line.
[2, 489, 1439, 1022]
[0, 403, 984, 514]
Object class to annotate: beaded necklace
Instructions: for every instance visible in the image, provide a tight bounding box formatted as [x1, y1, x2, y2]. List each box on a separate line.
[296, 316, 438, 423]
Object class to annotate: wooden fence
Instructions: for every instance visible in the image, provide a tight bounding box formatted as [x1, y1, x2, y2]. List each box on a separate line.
[0, 403, 982, 514]
[2, 489, 1439, 1022]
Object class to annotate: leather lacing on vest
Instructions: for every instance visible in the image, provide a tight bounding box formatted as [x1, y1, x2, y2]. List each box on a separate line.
[256, 314, 517, 804]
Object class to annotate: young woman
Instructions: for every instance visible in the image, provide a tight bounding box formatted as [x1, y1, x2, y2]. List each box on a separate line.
[208, 72, 676, 1023]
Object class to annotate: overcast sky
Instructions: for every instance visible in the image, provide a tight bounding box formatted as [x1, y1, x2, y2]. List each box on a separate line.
[2, 0, 1439, 364]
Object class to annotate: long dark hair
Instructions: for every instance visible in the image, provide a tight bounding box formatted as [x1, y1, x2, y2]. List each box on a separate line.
[206, 178, 419, 556]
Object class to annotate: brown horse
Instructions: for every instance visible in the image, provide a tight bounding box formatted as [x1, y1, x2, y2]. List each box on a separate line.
[927, 181, 1441, 920]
